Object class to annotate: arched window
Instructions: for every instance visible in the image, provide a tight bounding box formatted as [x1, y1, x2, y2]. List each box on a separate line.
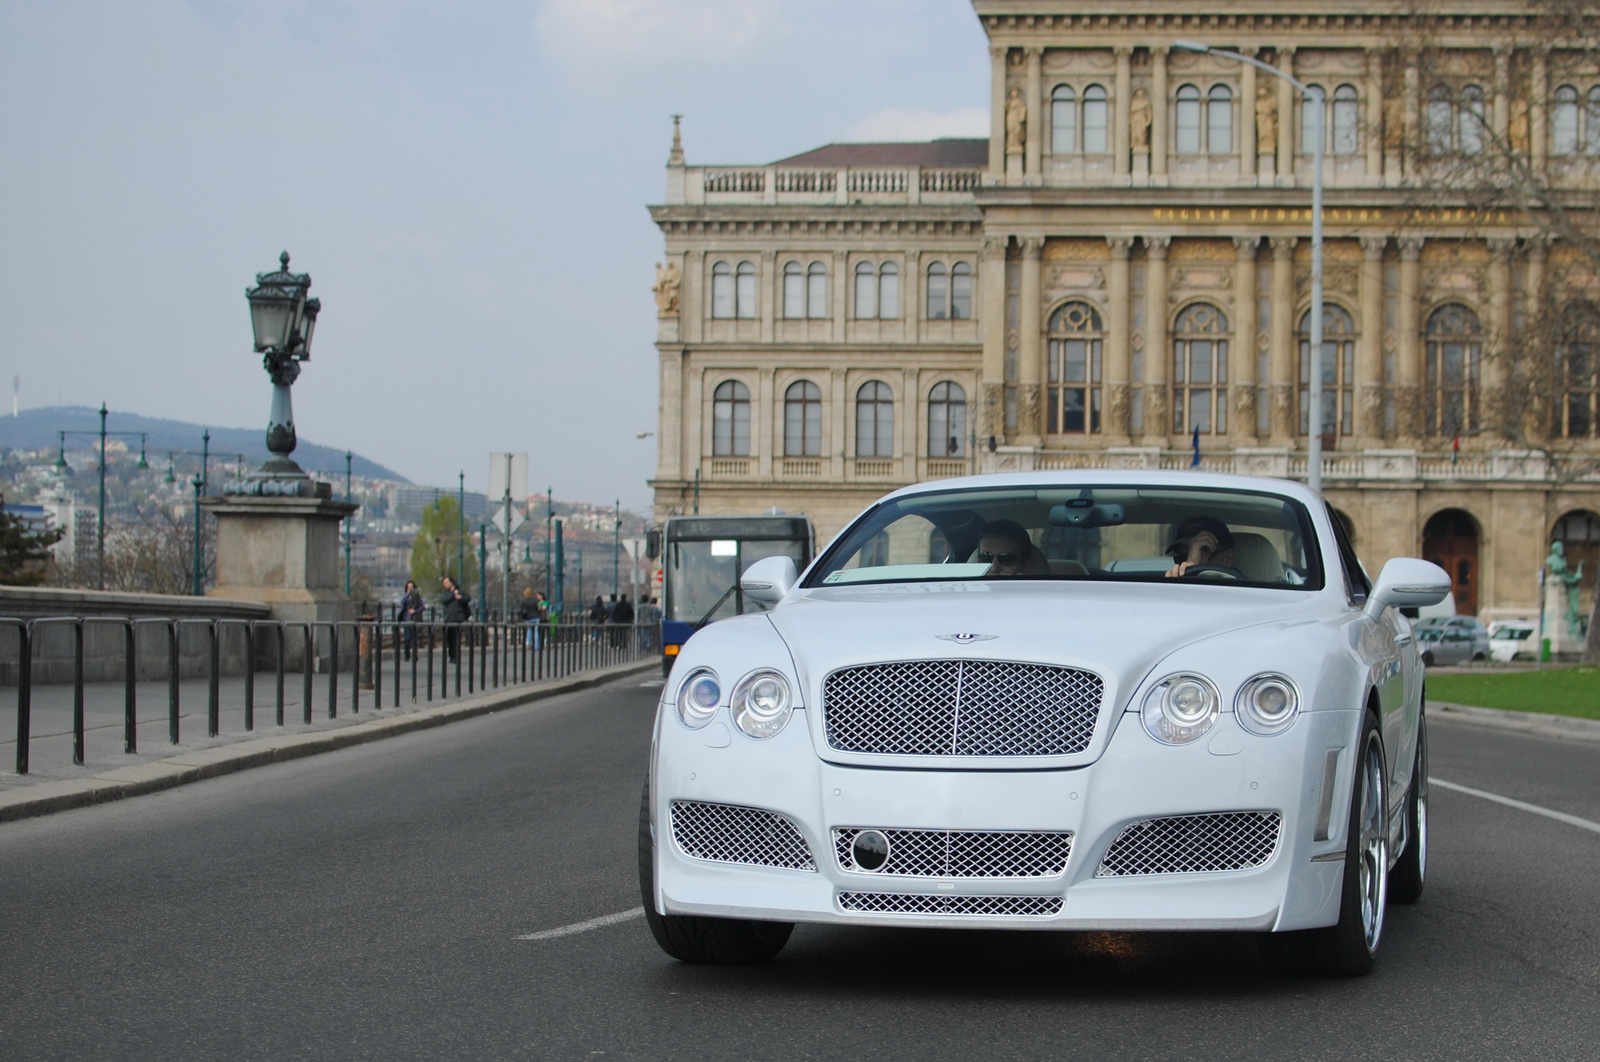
[782, 262, 804, 319]
[806, 262, 827, 318]
[878, 262, 900, 319]
[783, 380, 822, 456]
[950, 262, 973, 319]
[1332, 84, 1360, 155]
[1554, 302, 1600, 438]
[854, 261, 876, 319]
[855, 381, 894, 457]
[1425, 304, 1482, 437]
[925, 262, 948, 319]
[1051, 85, 1076, 153]
[1586, 88, 1600, 157]
[1298, 305, 1358, 440]
[735, 261, 756, 319]
[1552, 86, 1580, 156]
[1175, 84, 1202, 155]
[712, 380, 750, 456]
[1082, 84, 1108, 153]
[1459, 85, 1486, 155]
[711, 261, 733, 319]
[928, 381, 967, 457]
[1301, 84, 1327, 153]
[1427, 86, 1454, 153]
[1047, 302, 1103, 434]
[1207, 84, 1233, 155]
[1173, 303, 1229, 435]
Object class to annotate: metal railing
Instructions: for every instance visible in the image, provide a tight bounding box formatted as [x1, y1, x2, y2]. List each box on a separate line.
[3, 616, 655, 775]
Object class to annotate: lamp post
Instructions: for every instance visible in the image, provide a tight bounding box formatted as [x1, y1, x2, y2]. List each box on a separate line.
[239, 252, 320, 493]
[1174, 42, 1326, 494]
[457, 471, 465, 585]
[544, 488, 554, 600]
[161, 438, 246, 595]
[613, 500, 621, 598]
[344, 451, 353, 595]
[54, 405, 149, 589]
[191, 473, 205, 595]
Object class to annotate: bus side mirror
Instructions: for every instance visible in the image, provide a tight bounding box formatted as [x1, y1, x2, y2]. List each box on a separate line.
[646, 529, 661, 560]
[741, 556, 797, 606]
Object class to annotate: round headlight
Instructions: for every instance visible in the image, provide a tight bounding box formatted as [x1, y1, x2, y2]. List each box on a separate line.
[730, 669, 793, 739]
[675, 668, 720, 729]
[1235, 673, 1300, 735]
[1141, 672, 1220, 744]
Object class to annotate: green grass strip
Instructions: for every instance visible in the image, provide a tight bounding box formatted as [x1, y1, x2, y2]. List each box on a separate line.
[1428, 667, 1600, 721]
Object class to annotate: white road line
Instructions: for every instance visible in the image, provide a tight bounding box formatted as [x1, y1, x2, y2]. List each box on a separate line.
[515, 907, 645, 941]
[1433, 778, 1600, 836]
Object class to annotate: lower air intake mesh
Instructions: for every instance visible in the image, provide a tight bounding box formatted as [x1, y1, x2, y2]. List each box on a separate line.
[1095, 811, 1282, 877]
[670, 800, 815, 872]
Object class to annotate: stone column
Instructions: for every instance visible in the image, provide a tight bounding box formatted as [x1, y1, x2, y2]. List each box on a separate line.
[1233, 237, 1259, 439]
[203, 492, 359, 637]
[832, 249, 848, 337]
[659, 345, 684, 482]
[1366, 50, 1384, 185]
[1106, 237, 1134, 441]
[1025, 47, 1043, 183]
[1143, 236, 1171, 443]
[1239, 51, 1258, 183]
[1493, 48, 1511, 143]
[757, 368, 774, 479]
[906, 249, 922, 345]
[1270, 236, 1297, 442]
[1397, 236, 1424, 441]
[1403, 54, 1420, 184]
[980, 235, 1009, 440]
[1487, 236, 1514, 407]
[1359, 237, 1388, 442]
[989, 46, 1008, 179]
[1151, 47, 1169, 187]
[1531, 49, 1549, 178]
[684, 249, 704, 344]
[759, 250, 776, 343]
[1277, 47, 1297, 188]
[1018, 236, 1045, 441]
[1114, 47, 1132, 182]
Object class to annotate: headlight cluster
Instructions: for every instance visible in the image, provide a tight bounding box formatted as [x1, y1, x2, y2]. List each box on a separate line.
[1141, 671, 1300, 744]
[673, 667, 794, 738]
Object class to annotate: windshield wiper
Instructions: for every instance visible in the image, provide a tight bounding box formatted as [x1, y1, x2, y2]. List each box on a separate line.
[694, 584, 739, 629]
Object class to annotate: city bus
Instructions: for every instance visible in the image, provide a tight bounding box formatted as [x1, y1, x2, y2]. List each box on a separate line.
[653, 514, 814, 675]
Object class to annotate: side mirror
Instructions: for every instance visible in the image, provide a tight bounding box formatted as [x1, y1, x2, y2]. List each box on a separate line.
[741, 555, 798, 606]
[1364, 557, 1452, 620]
[645, 529, 661, 560]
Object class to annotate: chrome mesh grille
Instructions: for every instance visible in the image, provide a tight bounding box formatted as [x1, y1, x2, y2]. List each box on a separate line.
[1095, 812, 1282, 877]
[833, 828, 1073, 878]
[823, 660, 1103, 757]
[838, 892, 1062, 917]
[670, 800, 815, 872]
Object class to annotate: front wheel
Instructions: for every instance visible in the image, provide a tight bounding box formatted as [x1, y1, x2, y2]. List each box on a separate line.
[637, 783, 794, 964]
[1390, 717, 1428, 904]
[1421, 650, 1435, 667]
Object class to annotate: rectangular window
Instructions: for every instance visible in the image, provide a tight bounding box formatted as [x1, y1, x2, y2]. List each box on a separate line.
[735, 268, 756, 319]
[807, 268, 827, 318]
[783, 268, 803, 319]
[950, 265, 972, 320]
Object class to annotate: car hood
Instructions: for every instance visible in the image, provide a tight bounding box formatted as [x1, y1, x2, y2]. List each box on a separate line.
[770, 579, 1326, 769]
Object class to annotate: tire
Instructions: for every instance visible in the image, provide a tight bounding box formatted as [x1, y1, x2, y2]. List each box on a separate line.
[637, 783, 794, 964]
[1262, 712, 1388, 976]
[1421, 651, 1435, 667]
[1390, 716, 1428, 904]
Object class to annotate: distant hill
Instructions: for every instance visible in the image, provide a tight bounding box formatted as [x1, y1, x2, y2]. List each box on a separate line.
[0, 406, 410, 483]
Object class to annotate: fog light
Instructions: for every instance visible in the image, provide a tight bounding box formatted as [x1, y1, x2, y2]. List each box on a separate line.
[852, 830, 890, 871]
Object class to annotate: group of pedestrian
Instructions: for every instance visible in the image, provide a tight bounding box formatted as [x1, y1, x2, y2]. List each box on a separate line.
[393, 580, 660, 662]
[395, 576, 475, 663]
[586, 593, 637, 647]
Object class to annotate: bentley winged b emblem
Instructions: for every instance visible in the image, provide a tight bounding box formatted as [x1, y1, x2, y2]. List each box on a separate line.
[936, 633, 998, 644]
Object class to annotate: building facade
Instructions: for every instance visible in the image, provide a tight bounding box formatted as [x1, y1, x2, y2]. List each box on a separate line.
[649, 0, 1600, 628]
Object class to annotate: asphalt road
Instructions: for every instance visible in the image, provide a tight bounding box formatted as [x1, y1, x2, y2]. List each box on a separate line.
[1, 675, 1597, 1061]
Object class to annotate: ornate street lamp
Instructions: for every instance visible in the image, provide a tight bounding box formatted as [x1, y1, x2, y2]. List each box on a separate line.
[234, 251, 321, 494]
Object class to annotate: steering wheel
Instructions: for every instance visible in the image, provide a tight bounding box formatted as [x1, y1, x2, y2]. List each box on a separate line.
[1182, 564, 1245, 580]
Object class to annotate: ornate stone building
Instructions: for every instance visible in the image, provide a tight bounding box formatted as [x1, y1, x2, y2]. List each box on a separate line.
[649, 1, 1600, 630]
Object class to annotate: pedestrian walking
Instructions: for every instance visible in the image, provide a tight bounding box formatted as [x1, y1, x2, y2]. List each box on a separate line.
[519, 587, 541, 646]
[610, 592, 634, 648]
[441, 575, 471, 663]
[638, 595, 661, 650]
[398, 580, 424, 661]
[589, 594, 607, 640]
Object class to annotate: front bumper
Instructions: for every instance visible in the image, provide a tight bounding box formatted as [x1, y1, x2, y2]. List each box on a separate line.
[649, 708, 1359, 933]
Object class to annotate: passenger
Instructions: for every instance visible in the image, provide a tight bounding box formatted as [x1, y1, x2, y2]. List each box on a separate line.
[1165, 515, 1241, 578]
[972, 519, 1043, 577]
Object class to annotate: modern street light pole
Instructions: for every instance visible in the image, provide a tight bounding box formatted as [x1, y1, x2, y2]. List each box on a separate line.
[191, 473, 205, 595]
[1175, 41, 1326, 494]
[54, 407, 149, 590]
[613, 500, 621, 598]
[544, 488, 554, 600]
[344, 451, 353, 595]
[457, 471, 465, 585]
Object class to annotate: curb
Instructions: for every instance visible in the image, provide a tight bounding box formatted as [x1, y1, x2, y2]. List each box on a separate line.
[0, 659, 659, 825]
[1430, 700, 1600, 745]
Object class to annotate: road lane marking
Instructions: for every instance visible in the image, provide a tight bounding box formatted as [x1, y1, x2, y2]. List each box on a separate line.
[515, 907, 645, 941]
[1433, 778, 1600, 836]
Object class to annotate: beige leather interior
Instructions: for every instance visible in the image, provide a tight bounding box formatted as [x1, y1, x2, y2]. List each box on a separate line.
[1231, 532, 1284, 582]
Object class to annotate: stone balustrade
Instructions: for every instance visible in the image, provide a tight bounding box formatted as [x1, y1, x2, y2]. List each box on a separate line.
[671, 166, 983, 207]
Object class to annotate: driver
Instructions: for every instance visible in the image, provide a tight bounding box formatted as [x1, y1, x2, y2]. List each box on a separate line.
[1164, 515, 1239, 578]
[972, 519, 1043, 577]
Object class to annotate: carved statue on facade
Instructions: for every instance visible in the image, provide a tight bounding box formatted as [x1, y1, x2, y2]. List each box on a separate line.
[1255, 85, 1277, 155]
[1509, 98, 1530, 154]
[1383, 96, 1405, 151]
[1130, 88, 1151, 152]
[652, 260, 681, 317]
[1005, 88, 1027, 154]
[1546, 541, 1586, 639]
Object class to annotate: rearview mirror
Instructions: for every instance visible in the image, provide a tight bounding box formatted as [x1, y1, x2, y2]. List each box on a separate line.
[1364, 557, 1452, 620]
[741, 555, 798, 606]
[1048, 502, 1124, 528]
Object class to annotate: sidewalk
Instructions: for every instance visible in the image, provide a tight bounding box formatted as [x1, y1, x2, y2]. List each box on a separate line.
[0, 656, 659, 823]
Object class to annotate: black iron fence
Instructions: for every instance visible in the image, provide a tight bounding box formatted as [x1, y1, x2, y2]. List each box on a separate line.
[3, 616, 657, 775]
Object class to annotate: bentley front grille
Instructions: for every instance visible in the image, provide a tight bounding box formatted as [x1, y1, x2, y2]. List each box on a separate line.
[822, 660, 1103, 757]
[670, 800, 816, 872]
[833, 828, 1074, 878]
[837, 892, 1063, 917]
[1095, 811, 1283, 877]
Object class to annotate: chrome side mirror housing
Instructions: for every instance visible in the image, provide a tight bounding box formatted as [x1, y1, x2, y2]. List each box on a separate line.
[1364, 557, 1452, 620]
[740, 555, 798, 606]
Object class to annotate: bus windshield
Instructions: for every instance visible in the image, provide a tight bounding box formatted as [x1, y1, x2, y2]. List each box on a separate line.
[664, 518, 812, 625]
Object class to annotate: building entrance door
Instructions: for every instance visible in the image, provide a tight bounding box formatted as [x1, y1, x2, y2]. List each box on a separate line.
[1422, 509, 1480, 616]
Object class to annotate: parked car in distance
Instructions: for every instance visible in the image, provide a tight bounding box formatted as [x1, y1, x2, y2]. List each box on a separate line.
[1412, 615, 1489, 661]
[1487, 620, 1537, 663]
[1416, 625, 1476, 667]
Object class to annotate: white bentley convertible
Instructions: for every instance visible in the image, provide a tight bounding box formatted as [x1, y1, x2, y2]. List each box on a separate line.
[639, 472, 1450, 975]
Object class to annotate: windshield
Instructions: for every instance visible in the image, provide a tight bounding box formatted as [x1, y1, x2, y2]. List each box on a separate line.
[665, 537, 808, 624]
[807, 484, 1322, 590]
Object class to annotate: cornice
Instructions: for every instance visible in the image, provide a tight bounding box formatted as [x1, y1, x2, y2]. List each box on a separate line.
[972, 3, 1539, 43]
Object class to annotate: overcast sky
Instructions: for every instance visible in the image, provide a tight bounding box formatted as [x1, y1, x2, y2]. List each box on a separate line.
[0, 0, 989, 507]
